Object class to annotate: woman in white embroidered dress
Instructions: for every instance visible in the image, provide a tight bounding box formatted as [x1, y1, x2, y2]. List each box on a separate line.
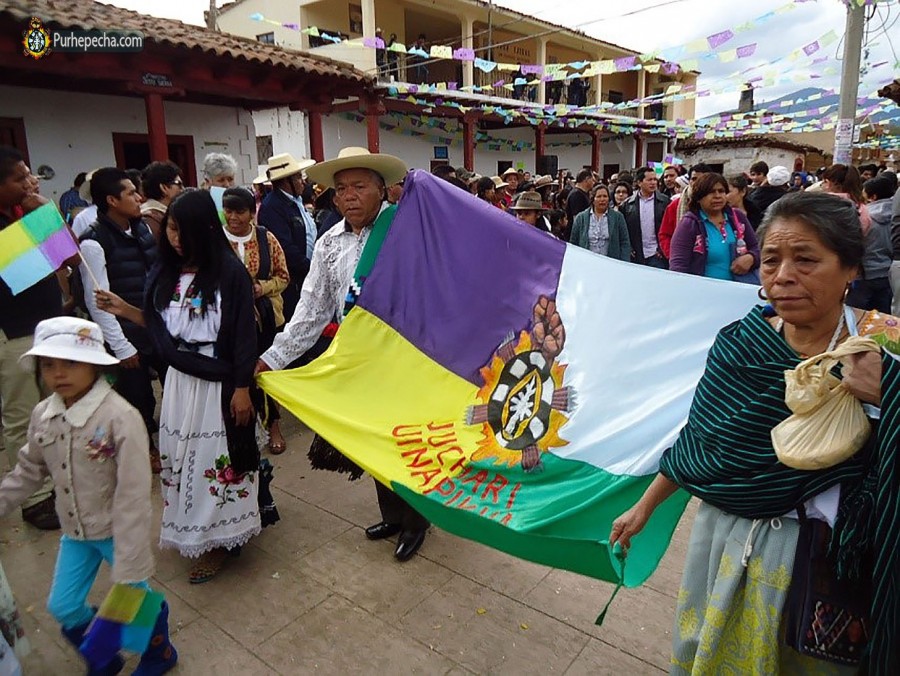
[97, 189, 261, 584]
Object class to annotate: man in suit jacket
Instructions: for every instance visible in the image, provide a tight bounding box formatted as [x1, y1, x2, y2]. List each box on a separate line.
[619, 166, 670, 268]
[257, 153, 317, 321]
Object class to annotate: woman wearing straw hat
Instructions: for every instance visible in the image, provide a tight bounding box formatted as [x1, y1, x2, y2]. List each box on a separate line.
[255, 147, 431, 562]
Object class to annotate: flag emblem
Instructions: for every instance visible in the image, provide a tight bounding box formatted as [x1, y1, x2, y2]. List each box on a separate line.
[467, 296, 575, 472]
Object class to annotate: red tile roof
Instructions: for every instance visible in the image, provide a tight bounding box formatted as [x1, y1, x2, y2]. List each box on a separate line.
[677, 134, 824, 154]
[1, 0, 372, 84]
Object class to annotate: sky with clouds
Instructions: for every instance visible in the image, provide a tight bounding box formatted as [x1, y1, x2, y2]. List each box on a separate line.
[104, 0, 898, 118]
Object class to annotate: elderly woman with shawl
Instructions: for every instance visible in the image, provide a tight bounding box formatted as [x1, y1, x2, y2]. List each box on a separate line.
[611, 191, 900, 674]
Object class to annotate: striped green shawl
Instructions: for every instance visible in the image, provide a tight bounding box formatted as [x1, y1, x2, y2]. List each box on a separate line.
[659, 306, 900, 674]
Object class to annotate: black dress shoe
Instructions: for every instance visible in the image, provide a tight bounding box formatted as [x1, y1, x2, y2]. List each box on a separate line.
[21, 493, 60, 530]
[394, 529, 425, 562]
[365, 521, 401, 540]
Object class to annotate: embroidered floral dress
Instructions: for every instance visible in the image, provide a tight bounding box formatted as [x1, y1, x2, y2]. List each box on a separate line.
[157, 273, 261, 557]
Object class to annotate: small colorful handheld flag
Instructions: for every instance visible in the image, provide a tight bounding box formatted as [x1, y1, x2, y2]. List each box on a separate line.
[0, 203, 78, 294]
[79, 584, 164, 669]
[209, 186, 227, 225]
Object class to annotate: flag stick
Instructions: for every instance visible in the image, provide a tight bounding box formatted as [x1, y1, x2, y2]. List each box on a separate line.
[77, 248, 103, 291]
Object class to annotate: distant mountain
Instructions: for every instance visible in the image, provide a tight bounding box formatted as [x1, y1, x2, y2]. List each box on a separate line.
[703, 86, 899, 126]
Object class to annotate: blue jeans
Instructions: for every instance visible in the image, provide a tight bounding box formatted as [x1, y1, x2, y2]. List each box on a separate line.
[47, 536, 149, 630]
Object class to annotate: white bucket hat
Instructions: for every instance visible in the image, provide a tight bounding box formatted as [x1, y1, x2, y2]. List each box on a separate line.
[21, 317, 119, 369]
[305, 147, 408, 189]
[265, 153, 316, 182]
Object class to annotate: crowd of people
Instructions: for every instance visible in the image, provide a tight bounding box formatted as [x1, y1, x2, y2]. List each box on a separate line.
[441, 158, 900, 310]
[1, 139, 900, 673]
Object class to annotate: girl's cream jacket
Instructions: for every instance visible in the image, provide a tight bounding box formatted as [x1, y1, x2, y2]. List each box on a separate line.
[0, 379, 153, 583]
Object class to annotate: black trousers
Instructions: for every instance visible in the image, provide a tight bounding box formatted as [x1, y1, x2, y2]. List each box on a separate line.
[113, 351, 164, 439]
[374, 480, 429, 532]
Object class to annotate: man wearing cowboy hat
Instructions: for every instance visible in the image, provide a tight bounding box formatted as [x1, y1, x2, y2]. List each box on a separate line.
[533, 174, 557, 209]
[499, 167, 519, 208]
[509, 190, 551, 233]
[257, 152, 318, 320]
[255, 147, 430, 562]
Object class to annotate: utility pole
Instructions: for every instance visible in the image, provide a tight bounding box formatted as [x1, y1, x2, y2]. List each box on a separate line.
[833, 1, 865, 165]
[206, 0, 217, 31]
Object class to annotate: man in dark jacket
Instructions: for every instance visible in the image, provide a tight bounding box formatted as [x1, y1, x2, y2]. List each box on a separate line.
[257, 153, 317, 321]
[620, 166, 671, 267]
[0, 146, 60, 529]
[746, 164, 789, 216]
[79, 168, 162, 470]
[565, 169, 594, 225]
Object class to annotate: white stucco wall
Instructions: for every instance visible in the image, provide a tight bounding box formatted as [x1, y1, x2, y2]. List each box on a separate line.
[216, 0, 304, 49]
[252, 107, 311, 176]
[679, 144, 805, 177]
[0, 85, 256, 201]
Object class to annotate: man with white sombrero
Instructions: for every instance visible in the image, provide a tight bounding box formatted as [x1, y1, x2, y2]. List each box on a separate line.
[256, 147, 430, 562]
[257, 152, 318, 320]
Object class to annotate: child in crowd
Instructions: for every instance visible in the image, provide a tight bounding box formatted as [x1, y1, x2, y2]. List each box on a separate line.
[0, 316, 176, 675]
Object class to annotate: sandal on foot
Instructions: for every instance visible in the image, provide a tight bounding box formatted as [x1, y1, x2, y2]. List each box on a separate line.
[268, 440, 287, 455]
[189, 549, 229, 584]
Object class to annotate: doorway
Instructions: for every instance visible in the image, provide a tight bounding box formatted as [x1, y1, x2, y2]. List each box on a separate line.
[0, 117, 30, 166]
[111, 133, 197, 186]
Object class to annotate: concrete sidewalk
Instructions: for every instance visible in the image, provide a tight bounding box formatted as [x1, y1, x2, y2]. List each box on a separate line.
[0, 414, 695, 674]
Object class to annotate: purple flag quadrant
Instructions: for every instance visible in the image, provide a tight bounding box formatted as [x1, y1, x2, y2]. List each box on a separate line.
[41, 228, 79, 267]
[358, 171, 566, 384]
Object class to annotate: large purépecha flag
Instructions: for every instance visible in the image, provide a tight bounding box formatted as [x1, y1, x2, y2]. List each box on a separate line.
[260, 171, 760, 588]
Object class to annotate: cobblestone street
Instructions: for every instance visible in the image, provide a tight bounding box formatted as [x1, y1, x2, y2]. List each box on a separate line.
[1, 415, 696, 675]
